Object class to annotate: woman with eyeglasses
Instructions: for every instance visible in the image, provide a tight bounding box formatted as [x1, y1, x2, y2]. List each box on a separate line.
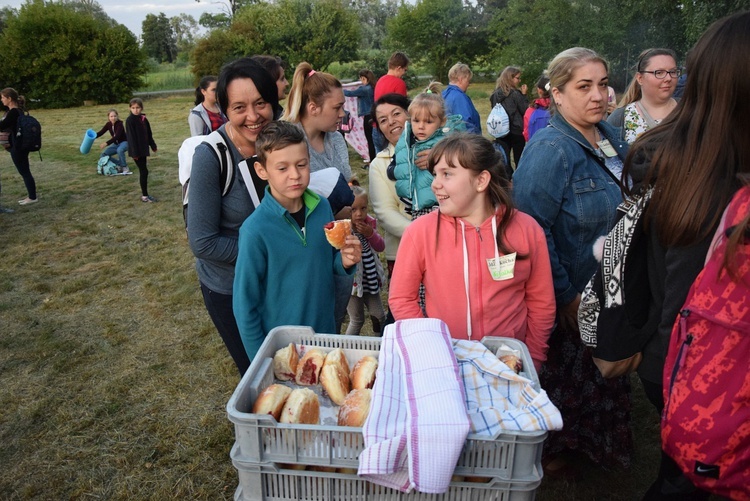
[608, 48, 680, 143]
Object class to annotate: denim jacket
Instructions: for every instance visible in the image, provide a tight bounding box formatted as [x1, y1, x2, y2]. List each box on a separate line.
[512, 113, 628, 307]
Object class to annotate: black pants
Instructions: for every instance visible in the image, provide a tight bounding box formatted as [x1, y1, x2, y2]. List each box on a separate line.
[362, 115, 376, 163]
[640, 378, 711, 501]
[200, 282, 251, 377]
[134, 157, 149, 197]
[10, 147, 36, 199]
[495, 132, 526, 173]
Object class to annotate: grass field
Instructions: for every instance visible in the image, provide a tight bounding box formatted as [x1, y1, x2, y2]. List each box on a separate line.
[139, 66, 195, 92]
[0, 87, 668, 500]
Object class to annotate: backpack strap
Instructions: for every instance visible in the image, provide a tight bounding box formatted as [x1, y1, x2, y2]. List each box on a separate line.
[207, 129, 265, 208]
[201, 129, 234, 197]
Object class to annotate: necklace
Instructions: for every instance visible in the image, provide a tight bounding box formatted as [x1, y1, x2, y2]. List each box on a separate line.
[227, 123, 248, 158]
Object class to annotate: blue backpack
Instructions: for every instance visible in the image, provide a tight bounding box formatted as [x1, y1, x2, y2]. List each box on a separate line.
[526, 108, 550, 141]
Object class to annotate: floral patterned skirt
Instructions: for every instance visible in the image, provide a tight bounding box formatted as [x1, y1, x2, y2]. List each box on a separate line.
[540, 326, 634, 469]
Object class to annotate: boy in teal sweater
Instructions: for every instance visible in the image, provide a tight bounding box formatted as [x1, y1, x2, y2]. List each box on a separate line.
[233, 122, 361, 363]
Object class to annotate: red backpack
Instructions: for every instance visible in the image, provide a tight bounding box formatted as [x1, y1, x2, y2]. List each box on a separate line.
[661, 185, 750, 500]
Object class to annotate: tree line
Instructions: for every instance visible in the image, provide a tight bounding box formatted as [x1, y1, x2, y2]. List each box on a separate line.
[0, 0, 747, 108]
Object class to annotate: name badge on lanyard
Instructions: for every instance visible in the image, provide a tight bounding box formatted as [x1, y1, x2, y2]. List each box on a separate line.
[485, 215, 516, 281]
[487, 252, 516, 281]
[597, 138, 618, 158]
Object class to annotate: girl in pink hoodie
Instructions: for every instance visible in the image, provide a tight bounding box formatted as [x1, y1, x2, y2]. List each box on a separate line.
[388, 133, 555, 370]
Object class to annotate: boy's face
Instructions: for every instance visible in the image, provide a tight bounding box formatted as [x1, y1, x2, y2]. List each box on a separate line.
[129, 103, 142, 115]
[254, 142, 310, 212]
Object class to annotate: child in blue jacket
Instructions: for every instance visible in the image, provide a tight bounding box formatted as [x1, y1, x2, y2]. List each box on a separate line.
[232, 121, 361, 363]
[390, 92, 465, 214]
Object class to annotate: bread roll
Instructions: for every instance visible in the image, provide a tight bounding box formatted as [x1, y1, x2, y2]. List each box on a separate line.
[496, 344, 523, 374]
[320, 348, 351, 405]
[252, 384, 292, 420]
[350, 355, 378, 390]
[280, 388, 320, 424]
[337, 388, 372, 427]
[273, 343, 299, 381]
[499, 354, 522, 373]
[324, 219, 351, 249]
[295, 348, 325, 386]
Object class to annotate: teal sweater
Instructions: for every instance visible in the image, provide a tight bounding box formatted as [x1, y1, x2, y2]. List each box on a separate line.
[394, 114, 465, 210]
[233, 188, 354, 362]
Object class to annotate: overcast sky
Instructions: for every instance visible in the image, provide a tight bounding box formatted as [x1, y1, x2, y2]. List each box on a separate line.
[0, 0, 225, 37]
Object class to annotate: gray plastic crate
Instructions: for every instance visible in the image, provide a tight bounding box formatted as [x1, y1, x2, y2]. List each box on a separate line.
[231, 454, 542, 501]
[227, 325, 546, 481]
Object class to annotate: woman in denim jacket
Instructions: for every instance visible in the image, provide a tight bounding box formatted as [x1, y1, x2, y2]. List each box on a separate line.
[513, 47, 632, 476]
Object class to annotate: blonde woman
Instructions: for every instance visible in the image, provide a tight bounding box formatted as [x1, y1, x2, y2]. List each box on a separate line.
[282, 62, 353, 332]
[513, 48, 632, 475]
[607, 48, 680, 143]
[490, 66, 528, 170]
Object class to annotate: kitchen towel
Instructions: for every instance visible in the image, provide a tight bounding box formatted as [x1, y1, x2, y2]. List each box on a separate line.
[454, 339, 563, 436]
[358, 318, 470, 494]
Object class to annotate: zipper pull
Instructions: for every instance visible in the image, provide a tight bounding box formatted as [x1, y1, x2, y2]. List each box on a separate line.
[476, 226, 482, 241]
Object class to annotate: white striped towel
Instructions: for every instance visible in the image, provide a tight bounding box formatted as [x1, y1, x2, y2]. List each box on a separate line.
[358, 318, 470, 494]
[454, 339, 563, 435]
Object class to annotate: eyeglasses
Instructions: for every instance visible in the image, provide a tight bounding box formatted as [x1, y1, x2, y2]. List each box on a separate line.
[641, 69, 681, 79]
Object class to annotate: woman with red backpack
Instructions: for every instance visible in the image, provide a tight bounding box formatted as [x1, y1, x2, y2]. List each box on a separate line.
[622, 10, 750, 500]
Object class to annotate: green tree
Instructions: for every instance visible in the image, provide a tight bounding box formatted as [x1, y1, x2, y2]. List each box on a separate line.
[198, 11, 231, 30]
[0, 0, 146, 108]
[681, 0, 750, 48]
[0, 6, 16, 33]
[386, 0, 485, 82]
[488, 0, 689, 90]
[191, 0, 360, 80]
[141, 13, 177, 63]
[195, 0, 257, 17]
[170, 13, 198, 56]
[61, 0, 115, 24]
[190, 29, 238, 79]
[350, 0, 399, 53]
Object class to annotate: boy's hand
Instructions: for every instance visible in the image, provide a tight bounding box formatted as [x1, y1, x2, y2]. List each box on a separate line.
[340, 235, 362, 268]
[352, 219, 373, 237]
[99, 143, 106, 150]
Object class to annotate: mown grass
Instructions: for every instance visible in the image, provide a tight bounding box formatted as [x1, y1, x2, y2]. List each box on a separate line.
[0, 88, 667, 500]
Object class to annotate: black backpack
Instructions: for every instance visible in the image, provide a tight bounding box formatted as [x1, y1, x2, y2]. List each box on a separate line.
[16, 113, 42, 153]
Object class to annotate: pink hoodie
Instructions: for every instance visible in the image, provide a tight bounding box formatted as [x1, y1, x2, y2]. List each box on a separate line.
[389, 207, 555, 368]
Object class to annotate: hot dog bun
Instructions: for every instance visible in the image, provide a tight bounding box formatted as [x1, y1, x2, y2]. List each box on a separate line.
[279, 388, 320, 424]
[252, 384, 292, 421]
[324, 219, 351, 249]
[273, 343, 299, 381]
[295, 348, 325, 386]
[350, 355, 378, 390]
[319, 348, 351, 405]
[337, 388, 372, 427]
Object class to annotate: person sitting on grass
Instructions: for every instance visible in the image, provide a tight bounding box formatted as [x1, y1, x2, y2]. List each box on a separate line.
[232, 121, 362, 362]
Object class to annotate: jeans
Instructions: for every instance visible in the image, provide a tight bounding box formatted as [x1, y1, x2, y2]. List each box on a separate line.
[372, 127, 386, 154]
[345, 292, 385, 335]
[200, 282, 251, 376]
[101, 141, 128, 167]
